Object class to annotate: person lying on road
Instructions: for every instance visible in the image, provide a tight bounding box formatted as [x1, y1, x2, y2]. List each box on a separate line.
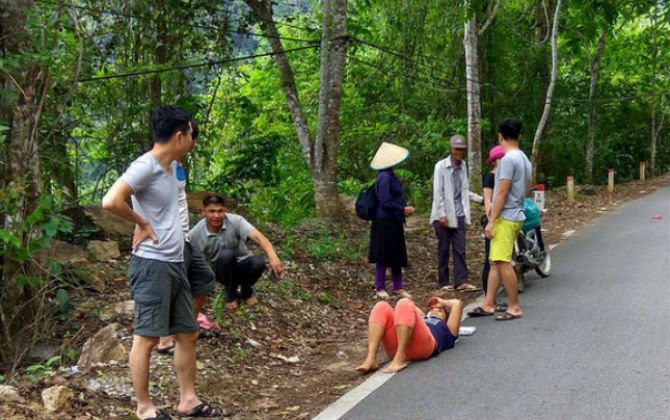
[356, 297, 463, 373]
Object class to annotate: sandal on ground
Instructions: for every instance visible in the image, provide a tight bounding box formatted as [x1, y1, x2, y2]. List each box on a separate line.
[467, 307, 494, 317]
[494, 300, 509, 312]
[441, 285, 455, 291]
[455, 283, 481, 292]
[198, 327, 221, 340]
[376, 290, 390, 300]
[394, 290, 412, 299]
[177, 401, 229, 418]
[495, 311, 522, 321]
[245, 296, 259, 305]
[155, 343, 175, 355]
[143, 409, 172, 420]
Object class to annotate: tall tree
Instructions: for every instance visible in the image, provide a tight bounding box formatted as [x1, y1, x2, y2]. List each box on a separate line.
[243, 0, 348, 219]
[464, 0, 500, 190]
[0, 0, 50, 368]
[531, 0, 562, 184]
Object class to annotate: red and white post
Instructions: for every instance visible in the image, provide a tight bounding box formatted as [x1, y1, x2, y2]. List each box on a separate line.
[608, 169, 614, 193]
[567, 176, 574, 204]
[640, 161, 646, 181]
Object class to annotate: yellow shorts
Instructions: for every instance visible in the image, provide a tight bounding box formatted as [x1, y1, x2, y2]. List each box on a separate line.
[489, 217, 523, 263]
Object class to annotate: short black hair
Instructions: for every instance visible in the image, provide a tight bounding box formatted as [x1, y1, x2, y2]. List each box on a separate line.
[498, 118, 522, 140]
[151, 106, 192, 143]
[203, 194, 226, 208]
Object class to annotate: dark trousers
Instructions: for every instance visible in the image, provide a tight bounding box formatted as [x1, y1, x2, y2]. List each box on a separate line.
[482, 237, 491, 296]
[212, 250, 266, 302]
[433, 216, 468, 287]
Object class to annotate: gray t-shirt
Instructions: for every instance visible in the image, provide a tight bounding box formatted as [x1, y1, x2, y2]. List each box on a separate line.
[120, 152, 184, 262]
[188, 213, 255, 263]
[492, 148, 532, 222]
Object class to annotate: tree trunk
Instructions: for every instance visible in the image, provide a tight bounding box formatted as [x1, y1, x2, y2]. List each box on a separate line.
[314, 0, 347, 219]
[464, 8, 482, 191]
[0, 0, 49, 369]
[531, 0, 562, 185]
[585, 33, 607, 185]
[245, 0, 313, 166]
[244, 0, 347, 220]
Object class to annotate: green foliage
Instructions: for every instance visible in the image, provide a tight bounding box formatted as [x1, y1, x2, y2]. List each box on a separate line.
[0, 374, 5, 383]
[26, 356, 61, 382]
[317, 291, 341, 309]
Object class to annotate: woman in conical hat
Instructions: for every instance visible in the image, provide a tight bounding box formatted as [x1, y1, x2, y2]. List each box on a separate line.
[368, 142, 414, 300]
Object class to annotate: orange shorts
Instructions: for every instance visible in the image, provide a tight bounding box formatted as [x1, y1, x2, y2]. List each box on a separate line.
[368, 299, 436, 361]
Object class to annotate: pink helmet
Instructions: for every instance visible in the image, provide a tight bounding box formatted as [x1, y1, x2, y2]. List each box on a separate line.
[488, 145, 505, 163]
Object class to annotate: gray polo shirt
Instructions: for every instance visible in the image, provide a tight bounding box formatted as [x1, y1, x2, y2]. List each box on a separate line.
[120, 152, 184, 262]
[188, 214, 255, 263]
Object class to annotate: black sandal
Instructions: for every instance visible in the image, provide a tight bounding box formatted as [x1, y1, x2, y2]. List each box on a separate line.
[155, 343, 175, 355]
[143, 409, 172, 420]
[177, 401, 230, 418]
[467, 307, 494, 317]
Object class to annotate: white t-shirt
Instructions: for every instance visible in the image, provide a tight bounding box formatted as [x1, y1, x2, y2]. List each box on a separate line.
[120, 152, 184, 262]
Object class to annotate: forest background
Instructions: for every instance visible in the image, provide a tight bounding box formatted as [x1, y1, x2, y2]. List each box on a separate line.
[0, 0, 669, 373]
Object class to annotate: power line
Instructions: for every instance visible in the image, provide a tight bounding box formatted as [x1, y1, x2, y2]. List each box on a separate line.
[37, 0, 319, 44]
[78, 44, 318, 82]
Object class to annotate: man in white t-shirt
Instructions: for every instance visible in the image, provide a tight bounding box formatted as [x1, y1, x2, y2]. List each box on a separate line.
[102, 106, 225, 419]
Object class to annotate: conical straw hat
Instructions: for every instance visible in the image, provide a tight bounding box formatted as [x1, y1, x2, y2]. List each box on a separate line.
[370, 142, 410, 170]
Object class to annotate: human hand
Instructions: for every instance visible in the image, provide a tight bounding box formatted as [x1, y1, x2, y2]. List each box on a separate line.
[404, 206, 415, 216]
[133, 222, 158, 251]
[268, 257, 283, 278]
[440, 217, 448, 227]
[484, 221, 494, 240]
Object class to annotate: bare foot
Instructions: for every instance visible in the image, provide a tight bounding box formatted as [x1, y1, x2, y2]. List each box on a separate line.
[245, 296, 259, 305]
[355, 358, 379, 373]
[225, 300, 239, 310]
[383, 360, 408, 373]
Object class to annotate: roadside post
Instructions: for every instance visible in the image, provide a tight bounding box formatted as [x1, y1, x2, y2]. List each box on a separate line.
[534, 184, 546, 212]
[608, 169, 614, 193]
[567, 176, 574, 205]
[640, 162, 646, 181]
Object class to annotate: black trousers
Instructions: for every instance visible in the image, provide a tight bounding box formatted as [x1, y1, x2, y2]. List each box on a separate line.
[433, 216, 468, 287]
[482, 237, 491, 296]
[212, 250, 266, 302]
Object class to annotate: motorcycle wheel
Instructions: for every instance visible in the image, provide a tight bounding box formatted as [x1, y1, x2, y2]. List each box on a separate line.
[535, 250, 551, 278]
[514, 260, 526, 294]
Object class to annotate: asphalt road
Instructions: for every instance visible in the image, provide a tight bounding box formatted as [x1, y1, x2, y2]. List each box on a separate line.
[338, 186, 670, 420]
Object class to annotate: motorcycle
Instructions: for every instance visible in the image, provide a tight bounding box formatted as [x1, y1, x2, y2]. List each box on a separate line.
[513, 195, 551, 293]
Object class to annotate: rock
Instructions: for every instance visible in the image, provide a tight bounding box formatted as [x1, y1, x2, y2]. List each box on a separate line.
[78, 323, 128, 368]
[42, 385, 75, 412]
[86, 240, 120, 262]
[82, 204, 134, 249]
[71, 261, 106, 292]
[99, 300, 134, 321]
[0, 385, 24, 403]
[49, 240, 87, 264]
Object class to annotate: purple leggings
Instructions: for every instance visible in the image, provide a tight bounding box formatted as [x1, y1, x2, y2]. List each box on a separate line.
[375, 265, 403, 291]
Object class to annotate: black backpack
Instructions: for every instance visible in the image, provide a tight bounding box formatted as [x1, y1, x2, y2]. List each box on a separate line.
[355, 182, 378, 220]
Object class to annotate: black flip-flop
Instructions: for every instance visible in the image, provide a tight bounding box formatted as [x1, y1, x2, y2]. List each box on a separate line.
[142, 409, 172, 420]
[467, 307, 494, 317]
[495, 311, 522, 321]
[155, 343, 175, 355]
[177, 401, 230, 418]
